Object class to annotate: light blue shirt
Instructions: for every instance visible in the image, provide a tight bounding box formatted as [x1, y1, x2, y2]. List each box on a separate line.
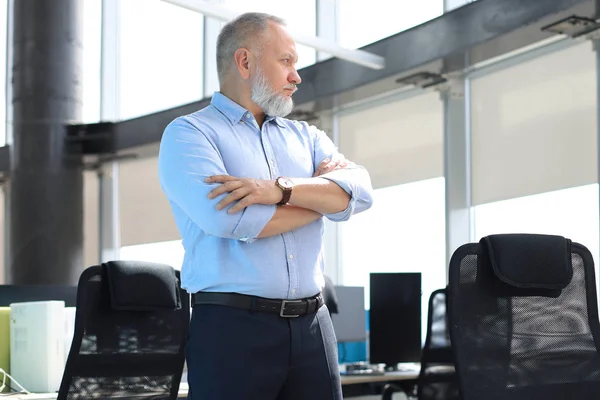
[158, 92, 373, 299]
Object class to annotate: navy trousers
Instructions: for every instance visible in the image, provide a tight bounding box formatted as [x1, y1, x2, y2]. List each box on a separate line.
[186, 303, 343, 400]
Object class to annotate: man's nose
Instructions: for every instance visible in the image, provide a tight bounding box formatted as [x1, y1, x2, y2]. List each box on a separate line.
[289, 68, 301, 85]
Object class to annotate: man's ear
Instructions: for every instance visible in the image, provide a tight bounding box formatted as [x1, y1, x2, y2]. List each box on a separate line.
[233, 48, 251, 80]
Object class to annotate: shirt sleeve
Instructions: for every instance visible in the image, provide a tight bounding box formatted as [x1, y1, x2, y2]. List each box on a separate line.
[158, 117, 276, 242]
[309, 123, 374, 222]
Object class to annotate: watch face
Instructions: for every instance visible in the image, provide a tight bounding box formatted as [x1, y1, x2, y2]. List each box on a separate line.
[278, 177, 294, 189]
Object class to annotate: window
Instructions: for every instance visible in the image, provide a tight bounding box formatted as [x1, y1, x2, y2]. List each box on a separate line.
[341, 178, 446, 338]
[120, 240, 185, 270]
[222, 0, 316, 69]
[474, 184, 600, 271]
[118, 157, 180, 248]
[119, 0, 204, 119]
[83, 171, 99, 268]
[338, 91, 444, 190]
[0, 0, 6, 145]
[445, 0, 477, 12]
[82, 0, 101, 123]
[470, 42, 597, 205]
[339, 0, 443, 49]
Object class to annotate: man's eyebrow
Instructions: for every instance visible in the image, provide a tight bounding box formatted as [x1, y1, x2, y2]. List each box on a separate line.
[282, 52, 299, 62]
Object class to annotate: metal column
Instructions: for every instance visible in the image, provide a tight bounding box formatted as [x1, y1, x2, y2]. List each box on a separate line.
[8, 0, 84, 284]
[442, 77, 472, 270]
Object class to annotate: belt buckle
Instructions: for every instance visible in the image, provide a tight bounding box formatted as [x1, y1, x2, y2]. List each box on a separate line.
[280, 300, 304, 318]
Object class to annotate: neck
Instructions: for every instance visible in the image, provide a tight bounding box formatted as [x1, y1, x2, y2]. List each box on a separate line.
[220, 84, 266, 127]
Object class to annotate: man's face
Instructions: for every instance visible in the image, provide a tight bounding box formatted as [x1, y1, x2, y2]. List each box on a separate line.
[250, 22, 301, 117]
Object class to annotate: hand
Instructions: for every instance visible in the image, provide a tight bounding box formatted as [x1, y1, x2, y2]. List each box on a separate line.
[206, 175, 282, 214]
[313, 153, 348, 177]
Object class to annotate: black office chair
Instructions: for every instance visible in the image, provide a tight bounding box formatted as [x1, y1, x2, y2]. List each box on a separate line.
[414, 288, 460, 400]
[447, 233, 600, 400]
[58, 261, 190, 400]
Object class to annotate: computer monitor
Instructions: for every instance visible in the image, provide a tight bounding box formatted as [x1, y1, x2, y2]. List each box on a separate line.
[369, 272, 422, 369]
[330, 286, 366, 342]
[0, 285, 78, 307]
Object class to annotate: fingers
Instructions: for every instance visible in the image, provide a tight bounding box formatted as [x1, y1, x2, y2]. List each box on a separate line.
[207, 177, 259, 214]
[216, 187, 251, 211]
[314, 157, 344, 177]
[208, 180, 243, 200]
[205, 175, 237, 183]
[227, 194, 256, 214]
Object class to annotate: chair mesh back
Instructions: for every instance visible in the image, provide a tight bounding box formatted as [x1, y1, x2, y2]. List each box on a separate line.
[59, 265, 190, 400]
[448, 241, 600, 400]
[418, 288, 460, 400]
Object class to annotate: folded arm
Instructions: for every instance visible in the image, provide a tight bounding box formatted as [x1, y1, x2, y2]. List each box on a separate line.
[291, 124, 374, 222]
[158, 118, 322, 242]
[257, 205, 322, 238]
[204, 123, 374, 222]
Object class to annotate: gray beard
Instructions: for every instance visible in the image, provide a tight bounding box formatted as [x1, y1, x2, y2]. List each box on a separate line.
[251, 68, 294, 118]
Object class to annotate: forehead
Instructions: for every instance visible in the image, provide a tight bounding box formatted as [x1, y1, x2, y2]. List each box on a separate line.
[265, 22, 297, 56]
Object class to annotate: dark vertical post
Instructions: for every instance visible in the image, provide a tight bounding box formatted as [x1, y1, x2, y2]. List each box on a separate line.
[8, 0, 84, 284]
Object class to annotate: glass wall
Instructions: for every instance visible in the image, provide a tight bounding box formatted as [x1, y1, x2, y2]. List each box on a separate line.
[337, 91, 445, 338]
[83, 170, 99, 268]
[339, 0, 443, 49]
[475, 185, 600, 266]
[118, 0, 204, 120]
[222, 0, 316, 69]
[120, 239, 184, 270]
[470, 41, 599, 265]
[0, 0, 6, 146]
[0, 1, 7, 281]
[82, 0, 101, 123]
[118, 157, 181, 248]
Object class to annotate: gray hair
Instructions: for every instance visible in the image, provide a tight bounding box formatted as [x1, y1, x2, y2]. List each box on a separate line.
[216, 12, 286, 84]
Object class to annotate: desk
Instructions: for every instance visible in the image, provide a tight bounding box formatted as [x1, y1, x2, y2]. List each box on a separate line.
[341, 369, 419, 386]
[9, 370, 420, 399]
[341, 369, 419, 398]
[3, 386, 189, 400]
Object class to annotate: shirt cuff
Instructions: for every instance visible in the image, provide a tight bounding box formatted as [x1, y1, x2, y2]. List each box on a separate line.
[321, 175, 358, 222]
[232, 204, 277, 243]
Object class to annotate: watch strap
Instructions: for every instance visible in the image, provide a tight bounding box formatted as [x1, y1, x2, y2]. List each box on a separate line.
[276, 177, 293, 205]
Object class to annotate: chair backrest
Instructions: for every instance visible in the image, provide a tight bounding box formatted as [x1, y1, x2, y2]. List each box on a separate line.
[417, 288, 460, 400]
[448, 234, 600, 400]
[58, 261, 190, 400]
[424, 288, 452, 359]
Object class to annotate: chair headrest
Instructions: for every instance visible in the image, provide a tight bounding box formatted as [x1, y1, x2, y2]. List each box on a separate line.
[480, 234, 573, 290]
[105, 261, 182, 311]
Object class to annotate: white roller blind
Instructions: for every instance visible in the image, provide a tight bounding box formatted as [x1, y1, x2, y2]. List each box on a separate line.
[119, 157, 180, 246]
[338, 92, 444, 189]
[471, 41, 598, 205]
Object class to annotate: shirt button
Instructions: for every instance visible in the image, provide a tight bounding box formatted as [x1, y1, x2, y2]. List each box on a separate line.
[291, 289, 296, 294]
[289, 254, 294, 259]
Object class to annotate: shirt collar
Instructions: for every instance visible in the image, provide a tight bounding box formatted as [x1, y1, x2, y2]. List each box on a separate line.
[211, 92, 286, 128]
[265, 115, 286, 128]
[211, 92, 247, 125]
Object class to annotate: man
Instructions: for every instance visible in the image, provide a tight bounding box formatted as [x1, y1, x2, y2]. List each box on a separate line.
[158, 12, 373, 400]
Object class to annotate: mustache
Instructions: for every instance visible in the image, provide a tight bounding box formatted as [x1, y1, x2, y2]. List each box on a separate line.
[284, 84, 297, 93]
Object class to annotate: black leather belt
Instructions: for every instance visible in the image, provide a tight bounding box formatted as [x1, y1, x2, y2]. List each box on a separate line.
[191, 291, 324, 318]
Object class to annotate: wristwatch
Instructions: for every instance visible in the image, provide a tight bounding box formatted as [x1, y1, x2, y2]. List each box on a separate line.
[275, 177, 294, 205]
